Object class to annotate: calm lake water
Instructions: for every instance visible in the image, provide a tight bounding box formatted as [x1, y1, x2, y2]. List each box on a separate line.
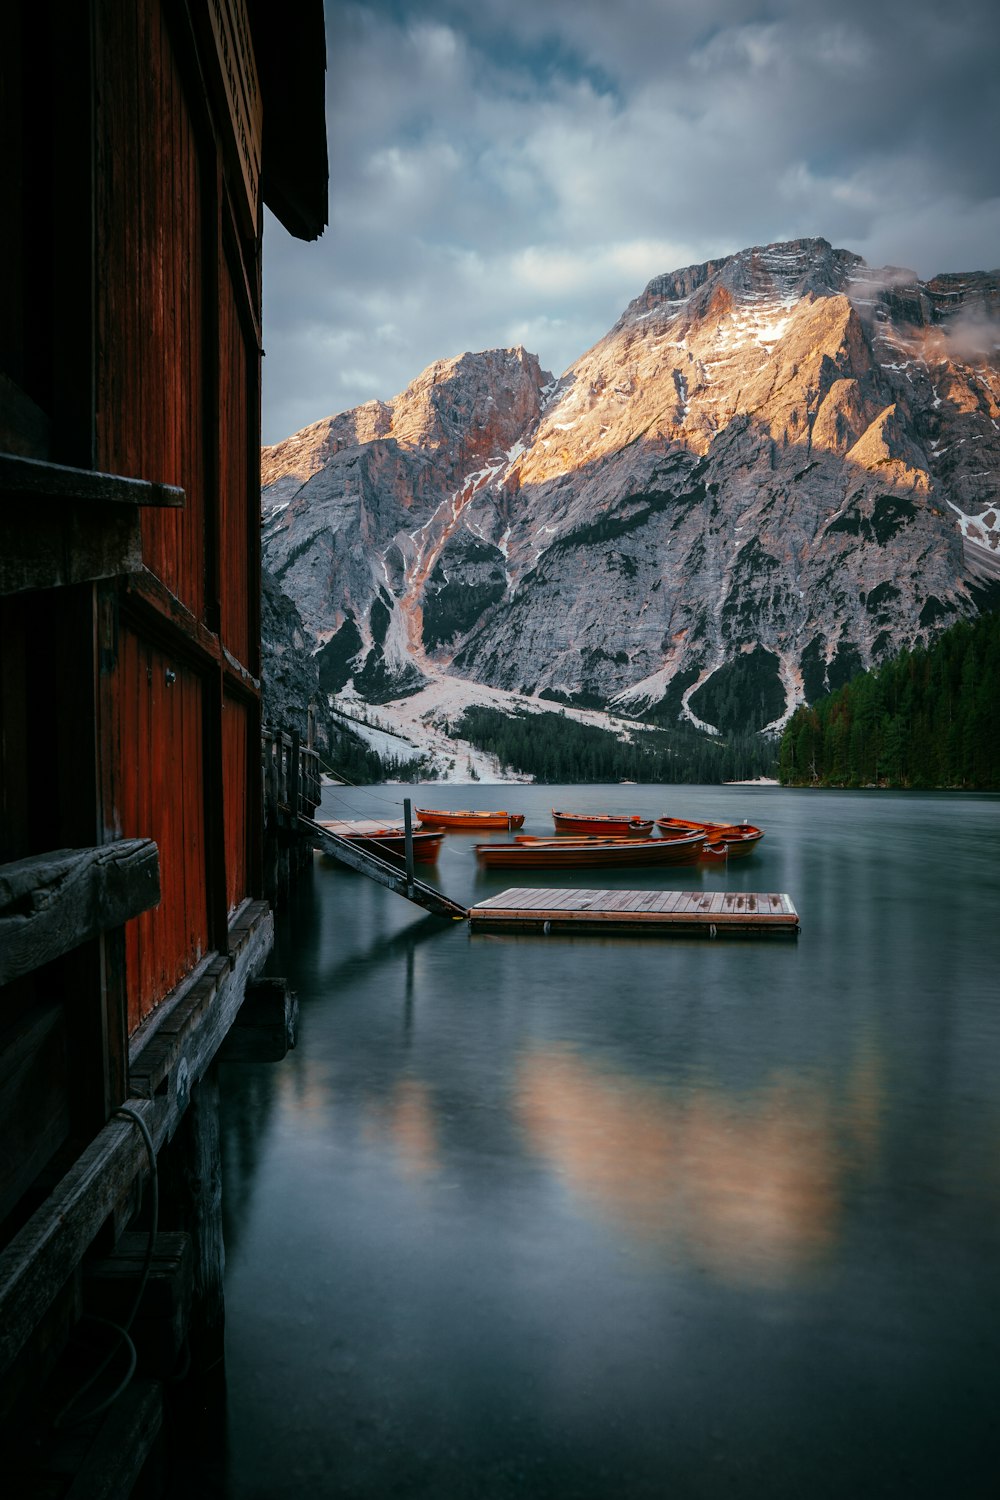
[219, 785, 1000, 1498]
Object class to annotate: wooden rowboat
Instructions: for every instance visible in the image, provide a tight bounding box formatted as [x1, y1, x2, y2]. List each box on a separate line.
[476, 832, 705, 868]
[318, 820, 443, 864]
[656, 817, 764, 856]
[415, 808, 525, 830]
[552, 809, 655, 837]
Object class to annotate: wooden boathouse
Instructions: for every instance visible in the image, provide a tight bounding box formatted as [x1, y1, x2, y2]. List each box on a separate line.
[0, 2, 328, 1491]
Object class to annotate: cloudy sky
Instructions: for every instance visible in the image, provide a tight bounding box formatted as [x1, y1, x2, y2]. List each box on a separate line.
[260, 0, 1000, 444]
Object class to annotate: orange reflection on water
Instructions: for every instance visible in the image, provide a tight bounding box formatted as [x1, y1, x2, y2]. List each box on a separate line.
[362, 1077, 440, 1179]
[516, 1047, 847, 1287]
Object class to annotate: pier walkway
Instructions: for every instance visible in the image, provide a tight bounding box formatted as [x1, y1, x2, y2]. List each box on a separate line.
[469, 887, 799, 937]
[299, 814, 467, 919]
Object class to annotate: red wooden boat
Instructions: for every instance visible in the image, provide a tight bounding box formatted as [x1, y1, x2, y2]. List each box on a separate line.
[656, 817, 764, 856]
[475, 832, 705, 868]
[318, 820, 443, 864]
[415, 807, 525, 830]
[552, 809, 654, 837]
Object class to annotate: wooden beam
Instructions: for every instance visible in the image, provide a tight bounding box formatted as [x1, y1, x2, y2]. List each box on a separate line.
[0, 840, 160, 987]
[0, 508, 144, 595]
[122, 568, 261, 698]
[0, 452, 183, 507]
[219, 976, 297, 1063]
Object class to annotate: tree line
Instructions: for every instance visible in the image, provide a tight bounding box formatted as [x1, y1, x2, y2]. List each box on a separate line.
[322, 722, 425, 785]
[779, 610, 1000, 789]
[453, 707, 778, 784]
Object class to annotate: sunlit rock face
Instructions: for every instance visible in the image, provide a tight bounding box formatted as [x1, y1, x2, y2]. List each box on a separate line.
[262, 239, 1000, 730]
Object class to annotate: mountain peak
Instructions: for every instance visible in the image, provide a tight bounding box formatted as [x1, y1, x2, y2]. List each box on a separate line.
[622, 238, 868, 329]
[262, 237, 1000, 734]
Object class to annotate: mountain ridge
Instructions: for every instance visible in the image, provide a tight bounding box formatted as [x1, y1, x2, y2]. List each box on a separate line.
[262, 237, 1000, 737]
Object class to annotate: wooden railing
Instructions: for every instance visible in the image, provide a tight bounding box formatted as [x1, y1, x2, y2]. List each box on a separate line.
[261, 727, 322, 827]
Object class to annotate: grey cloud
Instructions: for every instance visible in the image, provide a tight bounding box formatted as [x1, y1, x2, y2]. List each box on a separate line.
[260, 0, 1000, 442]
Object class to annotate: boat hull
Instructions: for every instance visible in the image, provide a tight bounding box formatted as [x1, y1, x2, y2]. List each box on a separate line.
[657, 817, 764, 856]
[552, 809, 655, 837]
[318, 821, 444, 864]
[476, 833, 705, 868]
[344, 832, 443, 864]
[416, 808, 525, 830]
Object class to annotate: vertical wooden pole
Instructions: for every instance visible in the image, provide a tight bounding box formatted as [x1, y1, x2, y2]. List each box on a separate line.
[158, 1065, 225, 1377]
[289, 730, 301, 818]
[403, 797, 415, 894]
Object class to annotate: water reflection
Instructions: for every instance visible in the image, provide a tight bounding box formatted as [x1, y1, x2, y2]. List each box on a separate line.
[363, 1078, 440, 1178]
[516, 1046, 845, 1285]
[219, 787, 1000, 1500]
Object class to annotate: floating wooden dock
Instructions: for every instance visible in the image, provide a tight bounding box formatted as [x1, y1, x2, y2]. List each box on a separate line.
[299, 814, 466, 919]
[469, 887, 800, 937]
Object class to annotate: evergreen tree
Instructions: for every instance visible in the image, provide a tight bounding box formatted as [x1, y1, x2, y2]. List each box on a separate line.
[779, 611, 1000, 790]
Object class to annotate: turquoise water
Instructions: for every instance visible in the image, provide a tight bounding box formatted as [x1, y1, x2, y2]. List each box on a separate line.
[220, 785, 1000, 1497]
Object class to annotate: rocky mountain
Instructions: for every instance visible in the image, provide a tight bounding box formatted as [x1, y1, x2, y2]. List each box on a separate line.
[261, 238, 1000, 736]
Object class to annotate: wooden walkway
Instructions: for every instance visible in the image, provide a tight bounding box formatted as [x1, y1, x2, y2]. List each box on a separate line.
[299, 815, 466, 920]
[469, 887, 799, 937]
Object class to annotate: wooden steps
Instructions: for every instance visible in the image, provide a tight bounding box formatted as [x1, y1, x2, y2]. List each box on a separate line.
[469, 887, 799, 937]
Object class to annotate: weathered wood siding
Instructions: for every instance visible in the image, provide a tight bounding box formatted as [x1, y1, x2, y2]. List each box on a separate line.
[89, 1, 264, 1022]
[94, 0, 207, 618]
[218, 248, 255, 668]
[117, 624, 208, 1029]
[222, 692, 251, 915]
[0, 0, 326, 1456]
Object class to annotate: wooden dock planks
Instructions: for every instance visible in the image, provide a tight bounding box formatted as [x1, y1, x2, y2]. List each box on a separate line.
[469, 887, 799, 937]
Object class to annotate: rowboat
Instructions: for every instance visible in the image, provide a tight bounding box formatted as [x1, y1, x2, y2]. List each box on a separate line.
[656, 817, 764, 856]
[475, 832, 705, 868]
[514, 834, 642, 845]
[318, 820, 443, 864]
[552, 809, 655, 837]
[415, 807, 525, 830]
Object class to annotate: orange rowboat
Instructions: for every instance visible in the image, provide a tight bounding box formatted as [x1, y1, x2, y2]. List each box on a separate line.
[415, 808, 525, 830]
[656, 817, 764, 856]
[476, 832, 705, 868]
[318, 820, 444, 864]
[552, 809, 655, 837]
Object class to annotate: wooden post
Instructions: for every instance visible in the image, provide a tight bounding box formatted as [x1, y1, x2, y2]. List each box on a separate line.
[403, 798, 415, 895]
[289, 730, 301, 818]
[156, 1066, 226, 1382]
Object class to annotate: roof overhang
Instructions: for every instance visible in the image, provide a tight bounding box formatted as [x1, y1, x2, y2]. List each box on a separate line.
[250, 0, 329, 241]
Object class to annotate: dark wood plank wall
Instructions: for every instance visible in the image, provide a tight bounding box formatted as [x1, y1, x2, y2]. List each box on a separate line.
[218, 247, 252, 666]
[1, 0, 278, 1257]
[222, 692, 250, 914]
[94, 0, 207, 617]
[91, 0, 265, 1028]
[0, 2, 327, 1447]
[118, 624, 209, 1030]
